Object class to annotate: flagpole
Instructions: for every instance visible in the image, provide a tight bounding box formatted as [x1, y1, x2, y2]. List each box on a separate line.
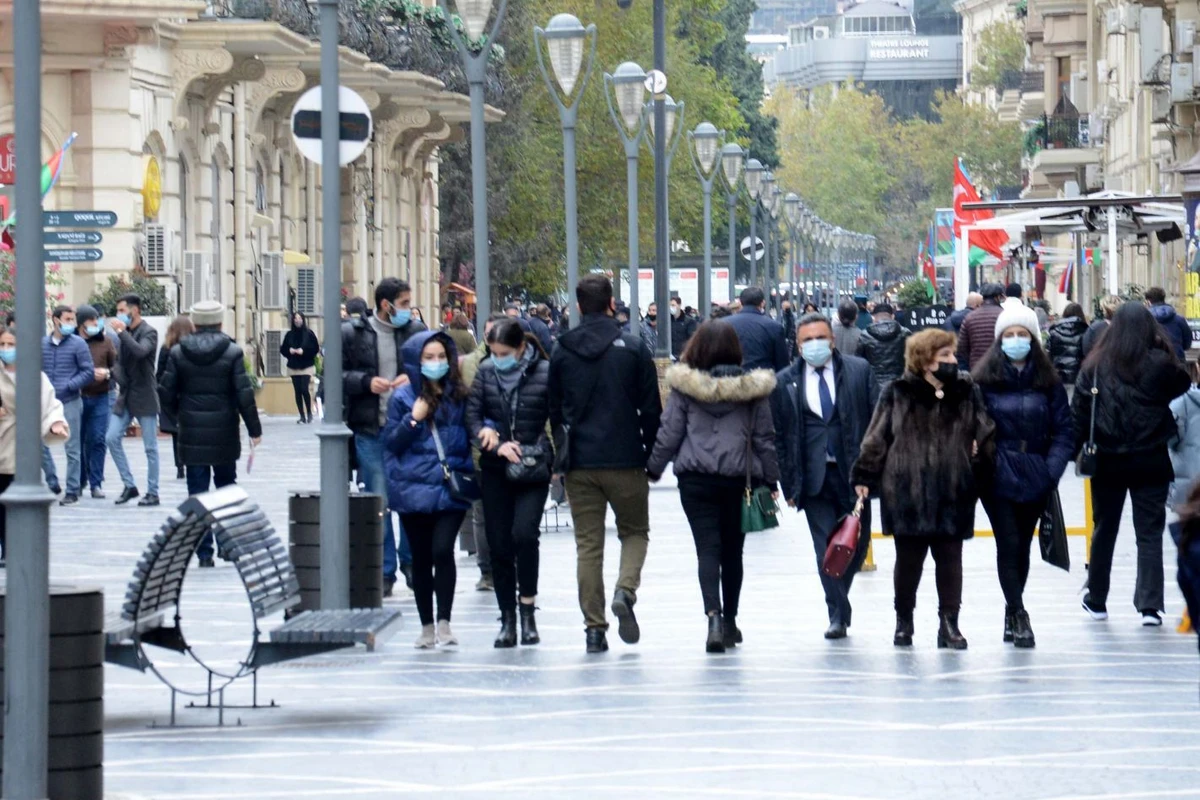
[955, 229, 969, 310]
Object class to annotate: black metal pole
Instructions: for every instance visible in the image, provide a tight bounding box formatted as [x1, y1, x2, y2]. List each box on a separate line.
[652, 0, 669, 360]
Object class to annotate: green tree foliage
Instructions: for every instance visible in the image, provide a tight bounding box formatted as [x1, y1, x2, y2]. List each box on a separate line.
[896, 277, 935, 308]
[88, 269, 170, 317]
[971, 21, 1025, 93]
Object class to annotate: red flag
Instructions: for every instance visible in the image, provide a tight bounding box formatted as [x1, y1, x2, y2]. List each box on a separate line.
[952, 158, 1009, 260]
[922, 251, 938, 288]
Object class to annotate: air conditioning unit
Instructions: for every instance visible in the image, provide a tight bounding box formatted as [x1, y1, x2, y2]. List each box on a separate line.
[1141, 7, 1165, 84]
[1070, 71, 1089, 113]
[1088, 111, 1106, 144]
[1085, 162, 1104, 191]
[813, 26, 830, 39]
[264, 330, 284, 377]
[181, 250, 214, 314]
[1106, 9, 1122, 35]
[1127, 4, 1143, 32]
[1151, 89, 1172, 123]
[1177, 20, 1196, 55]
[142, 224, 175, 276]
[294, 265, 322, 316]
[259, 251, 286, 310]
[1172, 62, 1196, 102]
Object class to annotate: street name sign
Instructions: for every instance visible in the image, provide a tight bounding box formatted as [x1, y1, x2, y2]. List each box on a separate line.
[43, 247, 102, 263]
[43, 230, 102, 246]
[43, 210, 117, 228]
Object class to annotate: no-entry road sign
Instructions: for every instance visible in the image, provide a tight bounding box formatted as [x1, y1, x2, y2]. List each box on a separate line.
[291, 85, 373, 167]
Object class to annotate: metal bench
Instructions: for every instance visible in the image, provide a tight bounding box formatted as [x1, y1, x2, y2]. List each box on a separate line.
[104, 485, 402, 725]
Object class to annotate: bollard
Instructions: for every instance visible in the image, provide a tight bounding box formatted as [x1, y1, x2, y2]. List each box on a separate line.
[1084, 477, 1093, 566]
[289, 492, 385, 613]
[861, 541, 877, 572]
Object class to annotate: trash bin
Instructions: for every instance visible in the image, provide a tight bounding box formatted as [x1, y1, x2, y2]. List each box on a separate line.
[288, 492, 384, 612]
[0, 582, 104, 799]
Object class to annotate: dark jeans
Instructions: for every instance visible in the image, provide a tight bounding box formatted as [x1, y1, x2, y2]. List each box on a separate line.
[1088, 473, 1168, 612]
[401, 510, 467, 626]
[80, 393, 111, 490]
[982, 494, 1043, 611]
[894, 536, 963, 615]
[291, 375, 312, 419]
[187, 463, 237, 561]
[678, 473, 746, 619]
[803, 470, 871, 626]
[480, 466, 548, 611]
[0, 473, 11, 558]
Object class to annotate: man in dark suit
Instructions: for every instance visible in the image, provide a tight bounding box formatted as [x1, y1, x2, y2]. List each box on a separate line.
[771, 312, 877, 640]
[725, 287, 790, 372]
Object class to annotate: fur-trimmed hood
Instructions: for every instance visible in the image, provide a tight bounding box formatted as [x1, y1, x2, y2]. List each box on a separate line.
[666, 363, 777, 405]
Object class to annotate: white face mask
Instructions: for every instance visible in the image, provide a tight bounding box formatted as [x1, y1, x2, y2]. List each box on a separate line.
[671, 306, 682, 317]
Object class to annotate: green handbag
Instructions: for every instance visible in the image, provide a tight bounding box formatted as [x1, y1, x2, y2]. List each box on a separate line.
[740, 413, 779, 533]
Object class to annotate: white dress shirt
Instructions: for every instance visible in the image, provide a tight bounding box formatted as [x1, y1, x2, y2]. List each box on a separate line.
[804, 360, 837, 417]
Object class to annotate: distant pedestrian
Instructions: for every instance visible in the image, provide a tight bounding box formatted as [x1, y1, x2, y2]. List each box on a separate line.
[446, 311, 477, 360]
[156, 315, 196, 481]
[466, 319, 559, 648]
[725, 287, 790, 372]
[956, 282, 1005, 370]
[670, 296, 698, 359]
[1047, 302, 1087, 384]
[41, 304, 94, 505]
[76, 305, 117, 499]
[549, 274, 662, 653]
[973, 301, 1073, 648]
[780, 300, 797, 355]
[1082, 295, 1120, 359]
[648, 321, 779, 652]
[106, 294, 161, 507]
[1169, 361, 1200, 509]
[0, 324, 69, 563]
[946, 292, 982, 337]
[832, 300, 862, 355]
[641, 302, 659, 354]
[1075, 302, 1191, 626]
[1145, 286, 1193, 361]
[383, 331, 474, 648]
[855, 303, 910, 392]
[281, 311, 319, 424]
[853, 329, 995, 650]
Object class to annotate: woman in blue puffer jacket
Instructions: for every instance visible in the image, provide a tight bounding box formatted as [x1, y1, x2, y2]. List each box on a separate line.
[383, 330, 474, 649]
[972, 302, 1074, 649]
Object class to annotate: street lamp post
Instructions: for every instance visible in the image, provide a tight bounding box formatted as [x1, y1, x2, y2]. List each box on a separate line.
[784, 193, 800, 310]
[761, 172, 775, 291]
[441, 0, 507, 325]
[645, 94, 683, 350]
[769, 186, 782, 305]
[720, 144, 744, 303]
[744, 158, 763, 289]
[535, 13, 598, 312]
[604, 61, 647, 336]
[688, 122, 721, 320]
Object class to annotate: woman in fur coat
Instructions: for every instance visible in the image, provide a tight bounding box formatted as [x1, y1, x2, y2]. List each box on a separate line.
[852, 328, 994, 650]
[648, 321, 780, 654]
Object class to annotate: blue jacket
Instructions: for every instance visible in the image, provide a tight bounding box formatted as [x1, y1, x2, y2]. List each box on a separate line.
[1169, 387, 1200, 507]
[382, 330, 473, 514]
[725, 307, 790, 372]
[1169, 520, 1200, 652]
[1150, 303, 1193, 361]
[42, 333, 94, 403]
[979, 361, 1073, 503]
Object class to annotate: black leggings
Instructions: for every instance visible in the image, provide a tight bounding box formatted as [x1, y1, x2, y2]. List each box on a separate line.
[894, 537, 963, 615]
[983, 494, 1043, 611]
[677, 473, 746, 619]
[480, 466, 548, 611]
[291, 375, 312, 418]
[401, 510, 466, 626]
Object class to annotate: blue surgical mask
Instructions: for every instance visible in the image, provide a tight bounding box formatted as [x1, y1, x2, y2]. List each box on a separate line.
[492, 354, 519, 372]
[0, 348, 16, 365]
[390, 307, 412, 327]
[1001, 337, 1032, 361]
[421, 361, 450, 381]
[85, 324, 102, 337]
[801, 339, 833, 367]
[117, 313, 132, 325]
[58, 323, 76, 336]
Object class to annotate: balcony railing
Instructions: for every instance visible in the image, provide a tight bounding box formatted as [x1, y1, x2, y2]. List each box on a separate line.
[1021, 70, 1044, 94]
[998, 69, 1023, 92]
[1034, 113, 1088, 150]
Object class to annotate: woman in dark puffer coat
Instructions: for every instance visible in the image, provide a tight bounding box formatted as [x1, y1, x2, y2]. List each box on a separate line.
[383, 330, 473, 649]
[1073, 302, 1191, 627]
[1047, 302, 1088, 384]
[466, 319, 561, 648]
[647, 321, 779, 653]
[974, 302, 1073, 648]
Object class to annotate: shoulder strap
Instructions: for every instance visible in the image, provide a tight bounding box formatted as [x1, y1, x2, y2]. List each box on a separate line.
[745, 404, 754, 492]
[429, 418, 447, 464]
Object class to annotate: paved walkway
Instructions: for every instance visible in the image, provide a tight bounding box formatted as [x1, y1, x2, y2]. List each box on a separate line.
[41, 417, 1200, 799]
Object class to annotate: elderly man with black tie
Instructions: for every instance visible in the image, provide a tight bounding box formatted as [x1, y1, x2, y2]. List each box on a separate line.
[771, 312, 878, 639]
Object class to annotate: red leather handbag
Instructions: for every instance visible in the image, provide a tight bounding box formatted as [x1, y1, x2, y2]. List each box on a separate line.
[822, 498, 865, 579]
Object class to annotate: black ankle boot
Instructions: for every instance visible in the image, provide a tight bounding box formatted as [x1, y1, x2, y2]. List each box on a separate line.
[1003, 607, 1015, 643]
[494, 609, 517, 648]
[893, 612, 914, 647]
[1011, 609, 1035, 648]
[937, 612, 968, 650]
[519, 604, 540, 645]
[706, 613, 726, 653]
[722, 616, 741, 649]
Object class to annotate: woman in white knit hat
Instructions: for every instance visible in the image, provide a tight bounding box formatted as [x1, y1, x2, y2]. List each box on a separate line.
[971, 301, 1074, 647]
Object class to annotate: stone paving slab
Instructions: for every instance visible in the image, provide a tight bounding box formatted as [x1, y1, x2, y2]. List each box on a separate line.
[35, 417, 1200, 799]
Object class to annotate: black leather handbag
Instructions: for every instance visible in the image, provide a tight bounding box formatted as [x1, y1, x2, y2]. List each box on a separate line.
[506, 442, 552, 484]
[1075, 384, 1099, 478]
[430, 419, 481, 503]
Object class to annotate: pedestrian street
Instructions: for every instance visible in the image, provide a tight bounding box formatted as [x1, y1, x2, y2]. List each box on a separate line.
[49, 417, 1200, 799]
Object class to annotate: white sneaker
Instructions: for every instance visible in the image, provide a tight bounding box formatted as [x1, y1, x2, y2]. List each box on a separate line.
[437, 620, 458, 646]
[1142, 611, 1163, 627]
[414, 625, 436, 649]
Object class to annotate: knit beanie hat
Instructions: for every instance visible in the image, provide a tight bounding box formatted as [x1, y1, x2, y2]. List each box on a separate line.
[190, 299, 225, 327]
[994, 301, 1040, 341]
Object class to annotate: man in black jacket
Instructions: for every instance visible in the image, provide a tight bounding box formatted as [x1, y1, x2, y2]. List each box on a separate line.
[725, 287, 790, 372]
[771, 313, 878, 639]
[342, 277, 426, 595]
[159, 300, 262, 567]
[669, 296, 697, 358]
[855, 303, 910, 392]
[549, 275, 662, 653]
[106, 293, 161, 507]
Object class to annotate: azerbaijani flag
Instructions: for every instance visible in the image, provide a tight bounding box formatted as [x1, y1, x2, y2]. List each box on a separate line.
[953, 158, 1009, 260]
[0, 132, 78, 232]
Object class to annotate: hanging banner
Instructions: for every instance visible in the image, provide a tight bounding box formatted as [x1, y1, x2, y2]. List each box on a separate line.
[712, 269, 730, 306]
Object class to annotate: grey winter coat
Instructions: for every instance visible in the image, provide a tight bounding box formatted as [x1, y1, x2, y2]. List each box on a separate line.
[647, 363, 780, 486]
[114, 320, 159, 417]
[1169, 387, 1200, 507]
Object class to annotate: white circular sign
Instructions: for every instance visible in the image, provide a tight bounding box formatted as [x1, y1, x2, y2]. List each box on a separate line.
[740, 236, 765, 262]
[291, 85, 374, 167]
[644, 69, 668, 96]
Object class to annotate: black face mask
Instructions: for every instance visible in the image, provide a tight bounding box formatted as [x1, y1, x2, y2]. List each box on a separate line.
[933, 363, 958, 385]
[646, 314, 657, 323]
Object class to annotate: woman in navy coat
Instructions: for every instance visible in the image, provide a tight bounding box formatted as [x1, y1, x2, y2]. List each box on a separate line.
[383, 330, 474, 648]
[973, 302, 1073, 649]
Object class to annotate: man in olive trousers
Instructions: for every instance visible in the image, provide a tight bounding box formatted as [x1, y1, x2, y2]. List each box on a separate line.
[549, 275, 662, 654]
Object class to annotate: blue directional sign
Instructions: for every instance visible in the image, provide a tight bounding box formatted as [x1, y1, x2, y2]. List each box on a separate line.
[42, 210, 117, 228]
[43, 230, 102, 246]
[43, 248, 102, 263]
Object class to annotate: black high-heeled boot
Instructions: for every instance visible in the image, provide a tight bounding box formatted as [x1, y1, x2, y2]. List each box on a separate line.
[519, 604, 540, 645]
[722, 616, 742, 649]
[1003, 607, 1015, 643]
[706, 613, 726, 653]
[494, 609, 518, 648]
[1011, 609, 1035, 648]
[893, 612, 914, 647]
[937, 612, 968, 650]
